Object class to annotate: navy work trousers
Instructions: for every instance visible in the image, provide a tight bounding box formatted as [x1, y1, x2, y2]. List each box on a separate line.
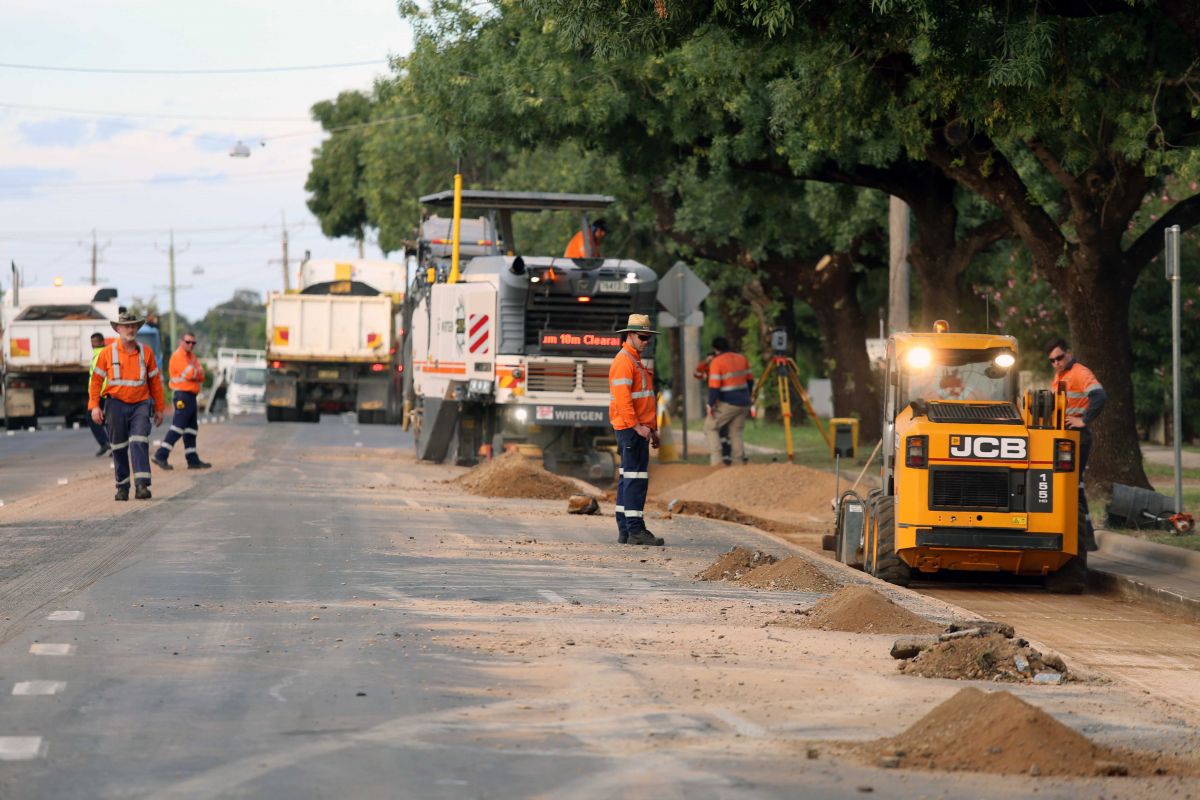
[106, 398, 153, 488]
[1079, 431, 1096, 550]
[615, 426, 650, 541]
[155, 391, 201, 466]
[87, 412, 109, 449]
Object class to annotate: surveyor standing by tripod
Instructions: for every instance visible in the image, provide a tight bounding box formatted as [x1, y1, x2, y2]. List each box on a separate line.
[705, 337, 753, 467]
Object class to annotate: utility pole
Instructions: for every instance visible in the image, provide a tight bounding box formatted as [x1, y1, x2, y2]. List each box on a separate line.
[155, 230, 189, 346]
[888, 196, 911, 333]
[80, 229, 109, 285]
[281, 211, 291, 292]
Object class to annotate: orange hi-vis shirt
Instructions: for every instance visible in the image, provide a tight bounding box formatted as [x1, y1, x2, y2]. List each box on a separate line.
[564, 229, 598, 258]
[608, 342, 657, 430]
[707, 351, 752, 393]
[88, 340, 165, 411]
[1054, 360, 1103, 420]
[168, 346, 205, 393]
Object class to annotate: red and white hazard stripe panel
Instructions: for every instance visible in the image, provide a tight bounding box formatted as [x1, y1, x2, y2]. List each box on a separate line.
[468, 313, 490, 354]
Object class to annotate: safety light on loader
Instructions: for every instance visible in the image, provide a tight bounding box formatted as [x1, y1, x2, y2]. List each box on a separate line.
[514, 408, 529, 423]
[933, 319, 950, 333]
[994, 353, 1016, 369]
[624, 271, 639, 284]
[577, 296, 591, 303]
[906, 347, 932, 369]
[1054, 439, 1076, 472]
[905, 435, 928, 468]
[370, 363, 385, 372]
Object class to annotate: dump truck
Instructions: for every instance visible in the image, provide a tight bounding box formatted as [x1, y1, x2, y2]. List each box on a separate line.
[2, 281, 122, 430]
[264, 259, 404, 424]
[825, 322, 1088, 593]
[404, 190, 657, 477]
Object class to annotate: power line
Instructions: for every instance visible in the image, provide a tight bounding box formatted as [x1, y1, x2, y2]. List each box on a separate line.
[0, 169, 304, 190]
[0, 100, 310, 123]
[0, 59, 387, 75]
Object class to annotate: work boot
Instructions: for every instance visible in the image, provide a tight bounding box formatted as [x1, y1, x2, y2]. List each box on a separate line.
[627, 530, 664, 547]
[134, 484, 152, 500]
[618, 533, 629, 544]
[187, 460, 212, 470]
[152, 455, 173, 470]
[114, 486, 129, 501]
[96, 445, 110, 458]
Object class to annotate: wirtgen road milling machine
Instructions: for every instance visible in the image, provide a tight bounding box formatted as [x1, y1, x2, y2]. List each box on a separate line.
[825, 322, 1089, 593]
[403, 187, 656, 477]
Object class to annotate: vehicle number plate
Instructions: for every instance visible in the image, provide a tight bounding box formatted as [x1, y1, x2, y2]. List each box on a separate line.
[598, 280, 630, 294]
[317, 370, 339, 380]
[49, 384, 70, 393]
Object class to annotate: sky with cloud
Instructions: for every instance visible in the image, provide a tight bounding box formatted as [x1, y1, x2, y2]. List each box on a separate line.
[0, 1, 412, 322]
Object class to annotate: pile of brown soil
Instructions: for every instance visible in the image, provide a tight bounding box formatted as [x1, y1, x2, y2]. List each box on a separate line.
[665, 463, 838, 530]
[457, 451, 583, 500]
[696, 547, 778, 581]
[737, 556, 840, 593]
[668, 500, 795, 533]
[861, 687, 1176, 777]
[804, 585, 941, 634]
[899, 632, 1069, 682]
[647, 463, 719, 498]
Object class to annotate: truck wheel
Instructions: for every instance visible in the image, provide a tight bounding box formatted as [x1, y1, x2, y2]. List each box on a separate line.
[868, 495, 911, 587]
[1044, 549, 1088, 594]
[266, 406, 281, 423]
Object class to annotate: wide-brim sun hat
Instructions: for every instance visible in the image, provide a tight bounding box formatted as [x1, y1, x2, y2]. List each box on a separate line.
[616, 313, 660, 335]
[110, 311, 146, 332]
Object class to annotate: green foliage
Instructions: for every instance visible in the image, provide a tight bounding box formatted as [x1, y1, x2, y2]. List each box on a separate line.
[191, 289, 267, 352]
[305, 91, 374, 244]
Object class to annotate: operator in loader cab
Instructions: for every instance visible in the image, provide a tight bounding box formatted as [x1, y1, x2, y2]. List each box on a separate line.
[1045, 336, 1106, 551]
[609, 314, 664, 547]
[564, 218, 608, 258]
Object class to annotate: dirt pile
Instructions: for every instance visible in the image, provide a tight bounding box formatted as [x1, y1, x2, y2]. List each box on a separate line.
[803, 585, 941, 634]
[696, 547, 777, 581]
[862, 687, 1173, 777]
[458, 451, 583, 500]
[668, 500, 792, 533]
[664, 463, 838, 530]
[737, 557, 840, 592]
[898, 632, 1070, 682]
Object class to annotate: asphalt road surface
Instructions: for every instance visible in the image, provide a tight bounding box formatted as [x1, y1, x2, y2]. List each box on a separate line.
[0, 416, 1194, 799]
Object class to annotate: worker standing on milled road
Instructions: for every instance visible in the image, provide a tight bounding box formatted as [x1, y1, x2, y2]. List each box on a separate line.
[89, 311, 165, 501]
[609, 313, 664, 547]
[153, 331, 211, 471]
[705, 336, 753, 467]
[1046, 336, 1106, 552]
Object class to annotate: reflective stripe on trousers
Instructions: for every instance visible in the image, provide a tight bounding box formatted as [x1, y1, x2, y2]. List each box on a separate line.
[155, 391, 202, 466]
[106, 397, 153, 488]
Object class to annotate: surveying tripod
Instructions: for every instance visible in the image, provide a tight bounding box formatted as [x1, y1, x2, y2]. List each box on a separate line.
[749, 331, 832, 461]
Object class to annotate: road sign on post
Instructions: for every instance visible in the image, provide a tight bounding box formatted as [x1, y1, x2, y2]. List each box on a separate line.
[657, 262, 710, 462]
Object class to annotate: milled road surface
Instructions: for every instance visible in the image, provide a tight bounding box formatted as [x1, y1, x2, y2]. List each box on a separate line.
[0, 417, 1196, 798]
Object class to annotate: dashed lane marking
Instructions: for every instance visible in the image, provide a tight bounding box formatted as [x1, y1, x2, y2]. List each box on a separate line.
[13, 681, 66, 696]
[709, 708, 767, 738]
[0, 737, 45, 760]
[29, 643, 74, 656]
[538, 590, 567, 604]
[45, 610, 84, 621]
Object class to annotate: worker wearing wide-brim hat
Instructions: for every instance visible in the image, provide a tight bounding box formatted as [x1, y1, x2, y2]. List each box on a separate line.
[88, 311, 166, 501]
[608, 313, 664, 546]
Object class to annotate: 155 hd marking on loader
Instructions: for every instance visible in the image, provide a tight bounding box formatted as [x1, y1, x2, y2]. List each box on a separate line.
[825, 322, 1088, 593]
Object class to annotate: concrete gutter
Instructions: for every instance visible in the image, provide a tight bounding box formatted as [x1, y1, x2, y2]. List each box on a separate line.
[1089, 529, 1200, 619]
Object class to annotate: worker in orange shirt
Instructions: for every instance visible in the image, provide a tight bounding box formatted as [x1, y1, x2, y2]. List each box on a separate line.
[1046, 337, 1107, 552]
[705, 337, 754, 466]
[153, 331, 212, 471]
[564, 218, 608, 258]
[89, 311, 166, 501]
[695, 351, 734, 465]
[609, 313, 663, 547]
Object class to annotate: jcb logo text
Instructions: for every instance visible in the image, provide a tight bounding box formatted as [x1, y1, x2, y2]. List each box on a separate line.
[949, 435, 1027, 460]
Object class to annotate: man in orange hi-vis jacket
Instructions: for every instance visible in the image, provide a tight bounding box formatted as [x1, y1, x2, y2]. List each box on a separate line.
[609, 313, 663, 547]
[153, 331, 212, 471]
[1046, 336, 1107, 552]
[89, 311, 165, 501]
[564, 218, 608, 258]
[705, 337, 754, 466]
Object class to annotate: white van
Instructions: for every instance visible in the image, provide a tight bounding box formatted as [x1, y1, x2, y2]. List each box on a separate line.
[214, 348, 266, 416]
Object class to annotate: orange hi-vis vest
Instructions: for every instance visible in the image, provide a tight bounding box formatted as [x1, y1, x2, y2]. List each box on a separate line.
[564, 229, 598, 258]
[609, 342, 657, 430]
[168, 346, 205, 394]
[89, 340, 165, 411]
[1054, 360, 1102, 419]
[707, 351, 752, 395]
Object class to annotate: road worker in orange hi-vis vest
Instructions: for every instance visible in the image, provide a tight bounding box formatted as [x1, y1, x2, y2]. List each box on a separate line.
[695, 351, 734, 465]
[609, 313, 664, 547]
[564, 218, 608, 258]
[704, 337, 754, 467]
[153, 331, 212, 472]
[88, 311, 166, 501]
[1046, 336, 1107, 552]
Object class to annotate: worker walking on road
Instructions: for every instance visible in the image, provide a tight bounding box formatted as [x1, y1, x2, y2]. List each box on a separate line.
[704, 337, 753, 467]
[1046, 337, 1106, 552]
[695, 352, 733, 465]
[89, 311, 165, 501]
[153, 331, 212, 471]
[564, 218, 608, 258]
[609, 314, 664, 547]
[87, 331, 110, 457]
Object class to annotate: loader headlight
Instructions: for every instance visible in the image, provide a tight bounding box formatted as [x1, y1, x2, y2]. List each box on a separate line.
[993, 353, 1016, 369]
[905, 347, 932, 370]
[468, 378, 493, 397]
[514, 408, 528, 423]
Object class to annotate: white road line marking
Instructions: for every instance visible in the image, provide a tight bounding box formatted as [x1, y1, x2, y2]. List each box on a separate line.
[538, 590, 567, 604]
[0, 737, 44, 760]
[354, 442, 363, 448]
[709, 708, 767, 738]
[13, 681, 66, 696]
[29, 643, 74, 656]
[56, 478, 68, 486]
[45, 610, 84, 621]
[403, 498, 422, 509]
